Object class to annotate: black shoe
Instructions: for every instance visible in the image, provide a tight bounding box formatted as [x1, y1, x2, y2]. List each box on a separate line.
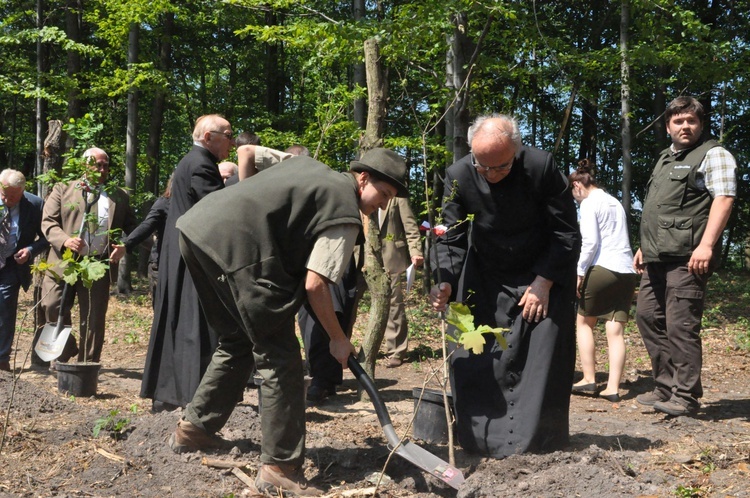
[600, 393, 621, 403]
[306, 385, 335, 405]
[571, 383, 598, 397]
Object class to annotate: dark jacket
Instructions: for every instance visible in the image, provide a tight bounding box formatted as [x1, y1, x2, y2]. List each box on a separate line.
[2, 192, 49, 290]
[177, 155, 362, 334]
[124, 195, 170, 267]
[434, 146, 580, 296]
[141, 145, 225, 407]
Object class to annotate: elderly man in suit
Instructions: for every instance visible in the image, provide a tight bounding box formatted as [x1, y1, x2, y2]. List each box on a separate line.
[0, 169, 49, 371]
[379, 197, 423, 367]
[34, 147, 137, 365]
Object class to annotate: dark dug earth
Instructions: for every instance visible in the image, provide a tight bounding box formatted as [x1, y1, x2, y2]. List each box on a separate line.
[2, 272, 749, 497]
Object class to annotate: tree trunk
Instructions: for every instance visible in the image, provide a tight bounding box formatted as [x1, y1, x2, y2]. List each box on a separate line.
[352, 0, 366, 128]
[42, 120, 65, 195]
[35, 0, 49, 195]
[141, 12, 173, 279]
[450, 12, 470, 162]
[65, 0, 82, 130]
[360, 38, 386, 151]
[265, 11, 282, 117]
[118, 22, 140, 294]
[620, 0, 633, 216]
[358, 37, 388, 388]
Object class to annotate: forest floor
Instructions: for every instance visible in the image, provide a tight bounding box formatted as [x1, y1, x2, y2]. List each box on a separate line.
[1, 271, 749, 497]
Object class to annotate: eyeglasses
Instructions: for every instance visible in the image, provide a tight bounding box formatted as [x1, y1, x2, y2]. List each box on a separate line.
[210, 130, 234, 140]
[471, 152, 513, 173]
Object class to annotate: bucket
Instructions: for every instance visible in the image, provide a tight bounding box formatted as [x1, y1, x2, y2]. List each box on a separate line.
[56, 362, 101, 397]
[412, 388, 453, 444]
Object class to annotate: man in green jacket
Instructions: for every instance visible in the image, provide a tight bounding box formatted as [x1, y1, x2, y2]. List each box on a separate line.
[168, 148, 408, 497]
[634, 96, 736, 416]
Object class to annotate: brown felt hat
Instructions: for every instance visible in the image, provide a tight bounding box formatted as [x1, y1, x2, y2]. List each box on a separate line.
[350, 148, 409, 197]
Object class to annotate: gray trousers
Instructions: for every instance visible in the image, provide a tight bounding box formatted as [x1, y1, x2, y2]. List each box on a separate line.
[384, 271, 408, 359]
[635, 262, 709, 407]
[179, 234, 305, 466]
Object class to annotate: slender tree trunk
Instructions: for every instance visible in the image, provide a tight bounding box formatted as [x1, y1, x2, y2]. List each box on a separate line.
[118, 22, 139, 294]
[450, 12, 470, 161]
[145, 12, 173, 197]
[66, 0, 82, 129]
[358, 37, 388, 387]
[620, 0, 633, 215]
[265, 11, 282, 117]
[35, 0, 49, 195]
[352, 0, 366, 128]
[140, 13, 172, 279]
[579, 96, 598, 166]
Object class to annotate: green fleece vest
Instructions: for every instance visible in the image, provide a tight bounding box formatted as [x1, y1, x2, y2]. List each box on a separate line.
[177, 156, 362, 333]
[639, 139, 719, 263]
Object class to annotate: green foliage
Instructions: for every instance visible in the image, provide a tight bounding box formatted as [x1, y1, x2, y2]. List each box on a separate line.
[674, 484, 706, 498]
[124, 331, 140, 344]
[56, 249, 109, 288]
[445, 302, 507, 355]
[92, 405, 137, 439]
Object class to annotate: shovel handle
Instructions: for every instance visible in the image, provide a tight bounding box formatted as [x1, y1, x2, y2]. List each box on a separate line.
[347, 355, 394, 430]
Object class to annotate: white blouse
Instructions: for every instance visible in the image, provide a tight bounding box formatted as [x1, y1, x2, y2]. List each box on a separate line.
[577, 188, 635, 276]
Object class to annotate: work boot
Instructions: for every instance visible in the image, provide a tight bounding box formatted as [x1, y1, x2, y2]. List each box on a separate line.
[255, 463, 323, 497]
[653, 397, 699, 417]
[168, 419, 230, 454]
[636, 390, 669, 407]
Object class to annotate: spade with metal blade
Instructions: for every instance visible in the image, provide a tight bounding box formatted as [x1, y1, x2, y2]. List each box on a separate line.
[34, 189, 99, 362]
[347, 355, 465, 490]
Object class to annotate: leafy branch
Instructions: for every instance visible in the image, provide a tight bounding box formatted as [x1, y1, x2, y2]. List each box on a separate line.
[445, 302, 508, 354]
[32, 248, 108, 289]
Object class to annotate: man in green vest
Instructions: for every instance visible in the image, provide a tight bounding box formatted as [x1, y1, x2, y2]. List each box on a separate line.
[633, 96, 736, 416]
[167, 148, 409, 497]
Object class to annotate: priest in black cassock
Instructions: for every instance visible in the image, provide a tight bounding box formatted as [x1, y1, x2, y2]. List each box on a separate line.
[429, 114, 580, 458]
[141, 114, 235, 411]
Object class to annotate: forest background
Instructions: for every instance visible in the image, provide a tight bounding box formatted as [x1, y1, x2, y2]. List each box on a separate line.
[1, 0, 749, 276]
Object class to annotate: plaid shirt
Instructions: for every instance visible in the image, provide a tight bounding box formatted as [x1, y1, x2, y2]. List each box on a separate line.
[698, 146, 737, 198]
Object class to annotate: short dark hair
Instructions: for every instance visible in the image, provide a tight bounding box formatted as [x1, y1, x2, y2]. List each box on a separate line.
[665, 96, 704, 124]
[235, 132, 261, 147]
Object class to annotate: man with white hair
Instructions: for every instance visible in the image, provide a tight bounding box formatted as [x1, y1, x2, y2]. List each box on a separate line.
[217, 161, 237, 183]
[34, 148, 137, 365]
[0, 169, 48, 371]
[141, 114, 234, 411]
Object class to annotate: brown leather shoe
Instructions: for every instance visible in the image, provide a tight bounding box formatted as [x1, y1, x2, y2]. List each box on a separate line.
[255, 463, 322, 497]
[0, 361, 10, 372]
[168, 419, 230, 454]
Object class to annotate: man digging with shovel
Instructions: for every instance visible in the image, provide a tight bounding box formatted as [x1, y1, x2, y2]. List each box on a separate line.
[168, 148, 409, 496]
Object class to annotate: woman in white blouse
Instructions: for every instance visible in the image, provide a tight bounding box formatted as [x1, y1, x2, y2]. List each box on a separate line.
[569, 160, 637, 402]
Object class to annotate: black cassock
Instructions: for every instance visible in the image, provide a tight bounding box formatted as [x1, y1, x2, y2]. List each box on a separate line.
[141, 146, 224, 408]
[433, 146, 581, 458]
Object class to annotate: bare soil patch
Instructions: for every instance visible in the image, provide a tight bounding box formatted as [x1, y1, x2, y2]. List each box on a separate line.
[1, 279, 749, 497]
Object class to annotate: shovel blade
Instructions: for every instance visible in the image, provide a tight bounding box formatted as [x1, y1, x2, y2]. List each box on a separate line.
[394, 441, 465, 489]
[34, 323, 72, 362]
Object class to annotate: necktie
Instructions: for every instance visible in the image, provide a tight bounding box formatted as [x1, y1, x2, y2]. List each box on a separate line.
[0, 209, 13, 270]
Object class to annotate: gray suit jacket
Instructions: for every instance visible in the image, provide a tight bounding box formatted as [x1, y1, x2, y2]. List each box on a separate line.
[378, 197, 422, 275]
